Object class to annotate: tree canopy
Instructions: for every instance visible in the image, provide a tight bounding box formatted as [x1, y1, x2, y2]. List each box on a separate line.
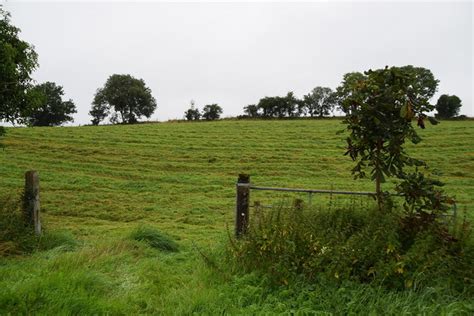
[255, 92, 301, 118]
[243, 89, 337, 119]
[202, 104, 223, 120]
[25, 82, 76, 126]
[0, 7, 38, 124]
[339, 65, 440, 205]
[90, 74, 157, 125]
[243, 104, 259, 118]
[435, 94, 462, 119]
[302, 87, 337, 117]
[257, 96, 285, 118]
[184, 100, 201, 121]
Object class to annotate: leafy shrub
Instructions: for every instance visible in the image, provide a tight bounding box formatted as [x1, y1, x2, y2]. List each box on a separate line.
[228, 200, 473, 293]
[129, 226, 179, 252]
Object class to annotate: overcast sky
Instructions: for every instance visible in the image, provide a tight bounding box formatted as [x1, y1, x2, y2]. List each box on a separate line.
[4, 1, 473, 124]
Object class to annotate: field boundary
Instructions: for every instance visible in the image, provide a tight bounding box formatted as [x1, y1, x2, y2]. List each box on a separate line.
[234, 174, 456, 237]
[235, 174, 382, 237]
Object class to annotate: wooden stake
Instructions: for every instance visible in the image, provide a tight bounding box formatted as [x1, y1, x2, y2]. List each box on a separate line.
[236, 174, 250, 238]
[24, 171, 41, 235]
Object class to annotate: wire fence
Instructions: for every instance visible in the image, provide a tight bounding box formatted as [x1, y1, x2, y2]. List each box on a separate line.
[235, 174, 457, 237]
[244, 183, 378, 208]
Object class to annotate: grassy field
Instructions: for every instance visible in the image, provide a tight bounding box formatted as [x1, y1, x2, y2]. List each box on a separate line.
[1, 119, 473, 314]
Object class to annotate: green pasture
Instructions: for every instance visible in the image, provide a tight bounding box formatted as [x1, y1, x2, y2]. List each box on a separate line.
[0, 119, 473, 314]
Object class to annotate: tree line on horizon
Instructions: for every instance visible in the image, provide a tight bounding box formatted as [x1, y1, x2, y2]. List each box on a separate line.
[243, 87, 336, 119]
[0, 6, 467, 129]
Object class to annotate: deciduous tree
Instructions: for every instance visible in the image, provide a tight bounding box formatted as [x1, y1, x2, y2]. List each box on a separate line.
[256, 92, 301, 118]
[202, 104, 223, 120]
[0, 7, 38, 124]
[25, 82, 76, 126]
[243, 104, 260, 118]
[435, 94, 462, 119]
[284, 92, 299, 118]
[184, 100, 201, 121]
[302, 86, 336, 117]
[334, 72, 366, 111]
[339, 65, 440, 208]
[257, 96, 281, 118]
[90, 74, 156, 125]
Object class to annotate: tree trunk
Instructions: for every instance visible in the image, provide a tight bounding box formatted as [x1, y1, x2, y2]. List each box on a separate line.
[375, 173, 382, 210]
[375, 140, 383, 211]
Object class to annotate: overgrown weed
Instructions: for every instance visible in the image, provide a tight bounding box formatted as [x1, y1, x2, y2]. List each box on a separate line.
[228, 198, 473, 294]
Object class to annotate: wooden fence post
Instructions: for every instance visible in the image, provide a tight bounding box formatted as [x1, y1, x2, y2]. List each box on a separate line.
[236, 174, 250, 238]
[24, 171, 41, 235]
[294, 198, 304, 211]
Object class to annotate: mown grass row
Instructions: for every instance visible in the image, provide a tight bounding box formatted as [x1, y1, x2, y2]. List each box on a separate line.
[0, 119, 473, 313]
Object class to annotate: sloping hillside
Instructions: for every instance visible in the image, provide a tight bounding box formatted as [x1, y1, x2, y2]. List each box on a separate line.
[1, 120, 473, 314]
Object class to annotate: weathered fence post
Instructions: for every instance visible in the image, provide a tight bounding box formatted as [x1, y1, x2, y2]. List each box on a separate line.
[236, 174, 250, 238]
[24, 171, 41, 235]
[294, 198, 304, 212]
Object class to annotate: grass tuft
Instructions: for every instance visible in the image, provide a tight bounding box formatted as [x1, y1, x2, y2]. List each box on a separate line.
[129, 225, 179, 252]
[38, 230, 78, 252]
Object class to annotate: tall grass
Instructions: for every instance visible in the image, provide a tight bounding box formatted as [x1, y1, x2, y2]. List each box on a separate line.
[129, 225, 179, 252]
[0, 194, 77, 256]
[0, 194, 36, 256]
